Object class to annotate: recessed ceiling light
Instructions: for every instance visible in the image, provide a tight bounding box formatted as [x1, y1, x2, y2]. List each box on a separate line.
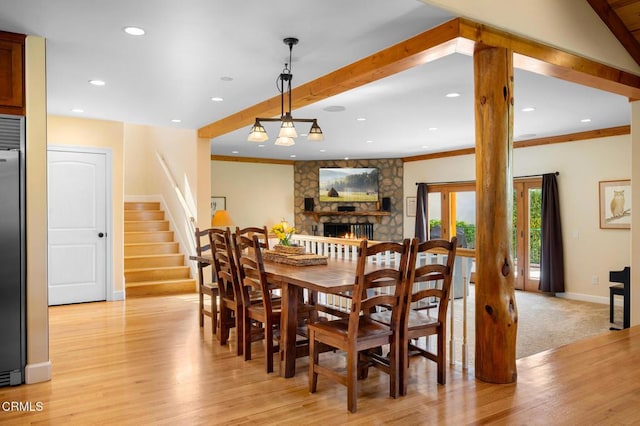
[445, 92, 460, 98]
[356, 117, 366, 121]
[521, 107, 536, 112]
[71, 108, 84, 113]
[258, 144, 265, 148]
[290, 154, 297, 158]
[428, 127, 438, 131]
[231, 150, 239, 154]
[344, 157, 349, 160]
[89, 79, 106, 86]
[581, 118, 592, 123]
[211, 97, 224, 102]
[171, 119, 181, 123]
[123, 26, 145, 36]
[421, 145, 429, 149]
[366, 140, 374, 144]
[319, 149, 327, 153]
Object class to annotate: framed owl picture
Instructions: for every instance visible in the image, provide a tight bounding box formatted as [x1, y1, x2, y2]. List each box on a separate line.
[599, 180, 631, 229]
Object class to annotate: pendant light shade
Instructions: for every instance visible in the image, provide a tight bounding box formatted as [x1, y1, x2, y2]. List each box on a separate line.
[307, 120, 324, 141]
[248, 120, 268, 142]
[278, 113, 298, 138]
[275, 136, 295, 146]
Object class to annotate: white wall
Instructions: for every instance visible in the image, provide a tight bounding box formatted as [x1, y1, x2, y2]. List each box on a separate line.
[211, 160, 294, 230]
[124, 124, 204, 267]
[404, 135, 631, 302]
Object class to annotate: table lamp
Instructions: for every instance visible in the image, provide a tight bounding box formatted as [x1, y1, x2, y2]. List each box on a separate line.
[211, 210, 234, 227]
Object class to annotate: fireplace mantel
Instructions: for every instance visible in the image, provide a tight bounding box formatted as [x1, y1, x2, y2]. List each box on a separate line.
[303, 211, 391, 223]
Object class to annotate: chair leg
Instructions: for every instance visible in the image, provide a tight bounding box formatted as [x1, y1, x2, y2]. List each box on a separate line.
[309, 329, 318, 393]
[610, 288, 614, 323]
[236, 309, 244, 356]
[389, 337, 399, 399]
[211, 291, 218, 334]
[243, 314, 252, 362]
[265, 322, 274, 374]
[198, 291, 204, 327]
[347, 346, 358, 413]
[219, 307, 231, 345]
[400, 337, 409, 396]
[437, 329, 446, 385]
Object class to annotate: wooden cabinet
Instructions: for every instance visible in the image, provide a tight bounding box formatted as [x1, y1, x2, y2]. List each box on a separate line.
[0, 31, 25, 116]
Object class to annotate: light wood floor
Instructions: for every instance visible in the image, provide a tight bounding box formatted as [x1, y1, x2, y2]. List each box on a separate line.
[1, 294, 639, 425]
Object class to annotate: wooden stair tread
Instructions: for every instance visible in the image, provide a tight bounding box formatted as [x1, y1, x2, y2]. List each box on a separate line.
[125, 231, 173, 235]
[125, 279, 196, 296]
[124, 253, 183, 259]
[125, 265, 189, 273]
[126, 278, 195, 288]
[124, 242, 177, 247]
[124, 202, 160, 210]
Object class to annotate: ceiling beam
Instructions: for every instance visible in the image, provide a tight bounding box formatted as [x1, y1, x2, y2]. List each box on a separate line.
[457, 18, 640, 100]
[586, 0, 640, 67]
[199, 17, 640, 139]
[198, 19, 462, 139]
[403, 125, 630, 162]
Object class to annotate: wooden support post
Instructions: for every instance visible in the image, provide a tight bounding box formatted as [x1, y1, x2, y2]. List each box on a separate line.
[473, 44, 518, 384]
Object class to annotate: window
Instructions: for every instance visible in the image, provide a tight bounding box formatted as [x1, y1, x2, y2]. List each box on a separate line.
[427, 183, 476, 249]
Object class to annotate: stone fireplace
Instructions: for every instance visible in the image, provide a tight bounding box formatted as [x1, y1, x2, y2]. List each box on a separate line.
[294, 158, 403, 242]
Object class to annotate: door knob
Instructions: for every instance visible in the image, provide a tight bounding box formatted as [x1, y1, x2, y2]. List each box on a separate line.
[98, 232, 105, 238]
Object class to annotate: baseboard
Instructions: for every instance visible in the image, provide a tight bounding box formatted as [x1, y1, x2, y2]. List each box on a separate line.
[555, 292, 609, 305]
[25, 361, 52, 384]
[110, 290, 125, 301]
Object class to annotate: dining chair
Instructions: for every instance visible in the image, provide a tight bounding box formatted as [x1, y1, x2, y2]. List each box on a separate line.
[209, 228, 242, 355]
[307, 238, 412, 413]
[235, 226, 270, 249]
[234, 233, 283, 373]
[234, 233, 316, 373]
[194, 227, 218, 334]
[368, 236, 457, 395]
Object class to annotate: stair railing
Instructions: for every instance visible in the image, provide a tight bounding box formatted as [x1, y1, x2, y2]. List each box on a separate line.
[155, 152, 198, 275]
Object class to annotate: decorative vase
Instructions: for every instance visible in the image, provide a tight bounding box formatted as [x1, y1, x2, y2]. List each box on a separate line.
[274, 244, 305, 255]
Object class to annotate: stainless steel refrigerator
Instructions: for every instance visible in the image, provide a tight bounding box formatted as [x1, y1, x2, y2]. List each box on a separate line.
[0, 115, 25, 387]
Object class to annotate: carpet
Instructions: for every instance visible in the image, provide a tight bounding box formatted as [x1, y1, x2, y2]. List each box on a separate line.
[447, 285, 622, 366]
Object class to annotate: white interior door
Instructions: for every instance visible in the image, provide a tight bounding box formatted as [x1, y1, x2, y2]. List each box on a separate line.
[48, 149, 107, 305]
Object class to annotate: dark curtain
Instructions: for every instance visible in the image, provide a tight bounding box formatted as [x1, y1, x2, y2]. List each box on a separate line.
[539, 173, 565, 292]
[415, 183, 428, 243]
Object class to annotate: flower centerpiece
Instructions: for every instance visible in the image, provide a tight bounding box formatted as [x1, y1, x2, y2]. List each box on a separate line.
[272, 220, 296, 246]
[271, 220, 305, 254]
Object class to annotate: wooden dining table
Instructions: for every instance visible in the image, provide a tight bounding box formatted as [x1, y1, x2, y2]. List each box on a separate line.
[263, 257, 361, 378]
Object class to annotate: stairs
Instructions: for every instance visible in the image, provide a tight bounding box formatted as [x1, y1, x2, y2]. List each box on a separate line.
[124, 202, 196, 296]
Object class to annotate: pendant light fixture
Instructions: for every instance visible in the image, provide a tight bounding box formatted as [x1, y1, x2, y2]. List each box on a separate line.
[248, 37, 323, 146]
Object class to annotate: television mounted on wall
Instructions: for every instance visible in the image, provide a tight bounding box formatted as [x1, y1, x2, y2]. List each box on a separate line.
[319, 167, 379, 202]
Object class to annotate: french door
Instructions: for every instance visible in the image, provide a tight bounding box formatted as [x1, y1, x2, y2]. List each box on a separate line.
[513, 179, 542, 291]
[426, 179, 541, 291]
